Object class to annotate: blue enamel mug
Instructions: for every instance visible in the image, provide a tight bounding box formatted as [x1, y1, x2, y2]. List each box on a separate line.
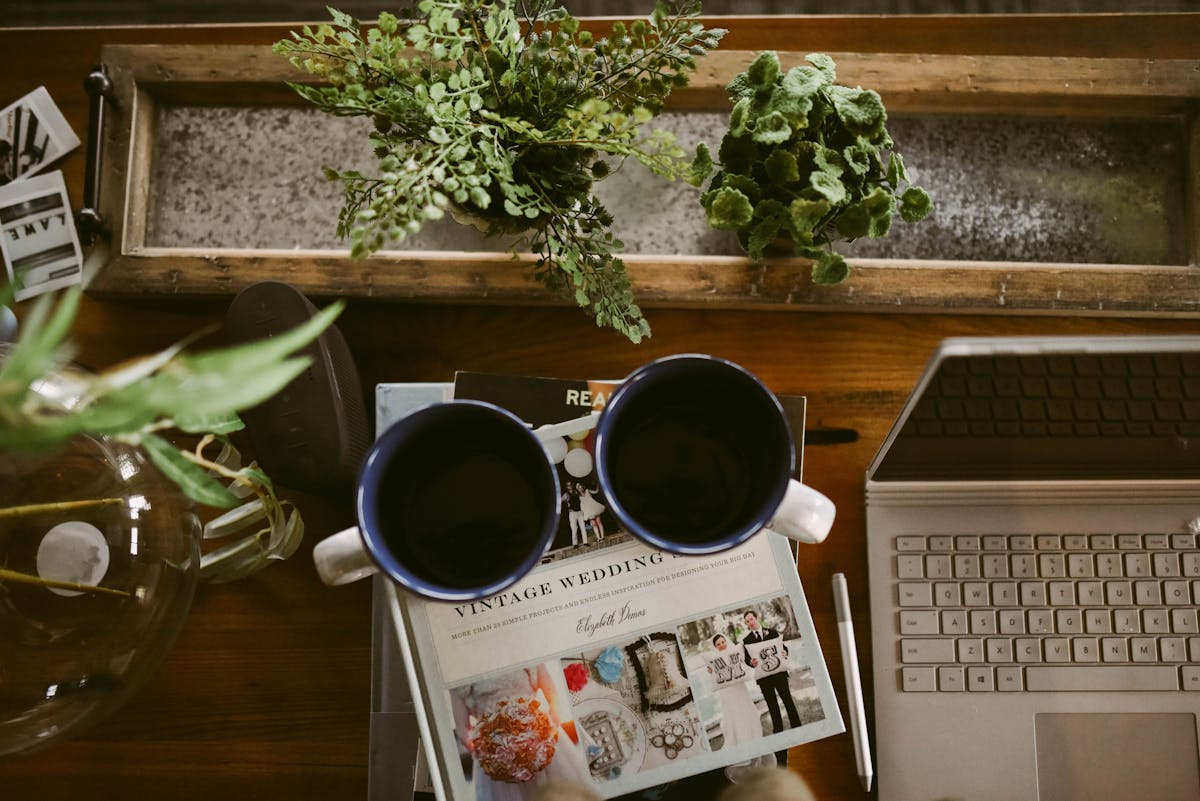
[313, 400, 561, 601]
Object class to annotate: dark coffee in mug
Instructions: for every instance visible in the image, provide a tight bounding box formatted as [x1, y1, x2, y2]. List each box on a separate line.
[598, 357, 793, 551]
[356, 402, 560, 597]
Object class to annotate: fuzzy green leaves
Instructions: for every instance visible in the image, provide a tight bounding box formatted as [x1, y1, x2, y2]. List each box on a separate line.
[704, 187, 754, 230]
[697, 50, 932, 285]
[276, 2, 725, 342]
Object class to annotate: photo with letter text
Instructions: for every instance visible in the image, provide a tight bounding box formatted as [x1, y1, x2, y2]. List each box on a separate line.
[676, 596, 826, 752]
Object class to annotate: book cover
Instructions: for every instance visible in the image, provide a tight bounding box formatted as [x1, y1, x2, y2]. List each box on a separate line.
[372, 374, 842, 801]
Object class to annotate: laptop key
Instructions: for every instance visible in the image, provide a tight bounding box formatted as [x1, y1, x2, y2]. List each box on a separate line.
[899, 610, 939, 635]
[1072, 638, 1099, 663]
[1044, 638, 1071, 663]
[1016, 638, 1042, 663]
[1096, 554, 1123, 577]
[1012, 554, 1037, 578]
[997, 666, 1023, 691]
[983, 555, 1009, 578]
[1172, 609, 1199, 633]
[938, 667, 965, 692]
[954, 555, 980, 578]
[1085, 609, 1112, 633]
[992, 582, 1017, 605]
[901, 667, 936, 692]
[898, 583, 933, 606]
[1067, 554, 1095, 577]
[941, 610, 967, 634]
[1183, 667, 1200, 690]
[1106, 581, 1132, 605]
[1024, 666, 1179, 691]
[1102, 637, 1129, 662]
[895, 536, 926, 551]
[926, 555, 951, 579]
[957, 639, 984, 663]
[987, 638, 1013, 662]
[929, 536, 954, 552]
[1027, 609, 1053, 634]
[896, 554, 923, 579]
[935, 583, 962, 606]
[1125, 553, 1151, 577]
[1165, 580, 1192, 604]
[1161, 638, 1187, 662]
[1131, 638, 1159, 662]
[967, 666, 994, 691]
[901, 639, 955, 663]
[998, 609, 1025, 634]
[1078, 581, 1105, 605]
[1153, 552, 1181, 577]
[1135, 581, 1163, 605]
[1114, 610, 1141, 633]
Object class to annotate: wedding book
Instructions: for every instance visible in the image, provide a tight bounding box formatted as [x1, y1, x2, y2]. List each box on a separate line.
[369, 374, 843, 801]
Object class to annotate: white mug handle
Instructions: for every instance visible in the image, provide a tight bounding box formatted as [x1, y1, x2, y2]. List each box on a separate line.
[312, 526, 379, 586]
[765, 479, 836, 545]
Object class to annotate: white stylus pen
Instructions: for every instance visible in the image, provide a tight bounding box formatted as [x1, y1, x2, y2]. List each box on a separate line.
[832, 572, 873, 793]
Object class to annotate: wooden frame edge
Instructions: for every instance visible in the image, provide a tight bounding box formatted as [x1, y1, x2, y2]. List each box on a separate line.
[88, 249, 1200, 317]
[91, 30, 1200, 317]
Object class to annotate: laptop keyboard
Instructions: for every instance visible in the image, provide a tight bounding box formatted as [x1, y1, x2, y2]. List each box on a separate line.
[895, 532, 1200, 692]
[905, 353, 1200, 440]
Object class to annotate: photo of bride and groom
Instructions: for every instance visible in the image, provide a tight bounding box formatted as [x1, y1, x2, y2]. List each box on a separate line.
[676, 598, 826, 756]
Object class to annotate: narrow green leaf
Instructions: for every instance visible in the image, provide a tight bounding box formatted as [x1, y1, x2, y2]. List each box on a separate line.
[135, 357, 312, 418]
[199, 532, 269, 582]
[141, 433, 239, 509]
[267, 504, 305, 556]
[174, 410, 245, 435]
[203, 499, 268, 540]
[184, 300, 343, 377]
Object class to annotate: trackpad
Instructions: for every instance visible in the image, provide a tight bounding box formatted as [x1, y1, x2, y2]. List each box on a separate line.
[1035, 713, 1200, 801]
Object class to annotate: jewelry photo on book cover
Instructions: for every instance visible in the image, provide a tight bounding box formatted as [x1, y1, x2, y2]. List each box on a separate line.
[561, 632, 705, 784]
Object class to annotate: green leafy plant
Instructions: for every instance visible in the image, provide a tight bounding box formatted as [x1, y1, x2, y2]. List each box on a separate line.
[692, 51, 933, 285]
[274, 1, 724, 342]
[0, 287, 343, 583]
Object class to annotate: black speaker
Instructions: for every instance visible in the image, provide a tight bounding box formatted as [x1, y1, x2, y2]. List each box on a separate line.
[225, 282, 370, 490]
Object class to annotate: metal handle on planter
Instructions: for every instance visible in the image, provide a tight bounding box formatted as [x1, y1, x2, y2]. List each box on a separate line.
[77, 64, 113, 246]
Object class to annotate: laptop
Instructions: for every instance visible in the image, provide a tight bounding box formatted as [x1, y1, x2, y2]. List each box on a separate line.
[865, 335, 1200, 801]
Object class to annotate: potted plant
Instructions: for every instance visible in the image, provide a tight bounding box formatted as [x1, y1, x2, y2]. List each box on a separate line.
[273, 1, 725, 342]
[0, 285, 344, 755]
[692, 51, 933, 285]
[0, 287, 343, 584]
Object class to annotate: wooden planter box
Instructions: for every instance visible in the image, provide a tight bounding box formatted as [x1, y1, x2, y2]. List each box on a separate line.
[85, 14, 1200, 317]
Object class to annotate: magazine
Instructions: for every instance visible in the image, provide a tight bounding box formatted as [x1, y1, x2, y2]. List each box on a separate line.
[373, 374, 843, 801]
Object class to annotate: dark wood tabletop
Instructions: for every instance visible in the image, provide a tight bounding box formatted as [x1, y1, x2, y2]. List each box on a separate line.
[1, 16, 1198, 801]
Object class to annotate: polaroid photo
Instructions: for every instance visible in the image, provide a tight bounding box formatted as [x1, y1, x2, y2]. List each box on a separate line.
[0, 170, 84, 300]
[0, 87, 81, 186]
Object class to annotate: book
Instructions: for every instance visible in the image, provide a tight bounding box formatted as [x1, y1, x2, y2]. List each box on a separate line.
[370, 374, 843, 801]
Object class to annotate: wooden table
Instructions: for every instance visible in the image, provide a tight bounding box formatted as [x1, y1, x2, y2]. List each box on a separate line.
[1, 17, 1198, 801]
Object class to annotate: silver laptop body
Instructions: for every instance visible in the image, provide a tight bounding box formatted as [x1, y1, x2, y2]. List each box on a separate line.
[866, 336, 1200, 801]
